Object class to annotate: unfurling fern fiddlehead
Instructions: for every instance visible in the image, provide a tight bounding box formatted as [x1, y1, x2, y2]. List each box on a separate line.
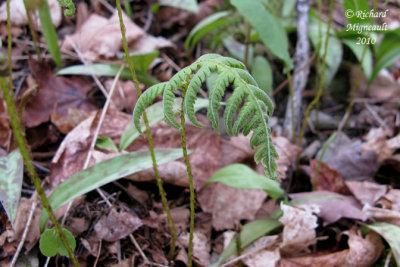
[133, 53, 279, 179]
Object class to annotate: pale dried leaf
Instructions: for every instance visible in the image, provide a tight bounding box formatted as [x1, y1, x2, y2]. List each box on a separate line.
[62, 10, 144, 61]
[379, 189, 400, 212]
[0, 0, 61, 27]
[363, 204, 400, 226]
[279, 203, 318, 255]
[273, 136, 302, 181]
[94, 208, 143, 242]
[212, 184, 266, 230]
[241, 236, 280, 267]
[290, 191, 368, 226]
[345, 181, 387, 206]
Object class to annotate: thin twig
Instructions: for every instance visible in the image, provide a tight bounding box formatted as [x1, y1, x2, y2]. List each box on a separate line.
[65, 36, 111, 100]
[60, 63, 125, 226]
[93, 241, 102, 267]
[365, 103, 388, 129]
[283, 0, 311, 142]
[220, 244, 276, 267]
[10, 194, 38, 267]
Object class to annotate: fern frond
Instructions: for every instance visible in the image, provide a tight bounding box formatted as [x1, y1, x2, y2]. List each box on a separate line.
[132, 54, 279, 179]
[133, 82, 167, 134]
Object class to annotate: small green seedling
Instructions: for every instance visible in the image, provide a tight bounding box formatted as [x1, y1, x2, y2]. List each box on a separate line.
[39, 227, 76, 257]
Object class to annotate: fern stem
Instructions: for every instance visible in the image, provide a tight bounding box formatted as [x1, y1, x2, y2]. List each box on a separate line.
[243, 20, 251, 67]
[1, 76, 79, 266]
[180, 85, 195, 267]
[4, 1, 78, 265]
[23, 0, 42, 62]
[115, 0, 176, 260]
[298, 0, 334, 149]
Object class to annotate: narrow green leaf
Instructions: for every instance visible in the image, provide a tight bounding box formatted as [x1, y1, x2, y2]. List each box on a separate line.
[204, 164, 284, 199]
[185, 11, 232, 52]
[370, 30, 400, 82]
[210, 219, 281, 267]
[130, 50, 159, 73]
[0, 150, 23, 228]
[39, 227, 76, 257]
[251, 56, 273, 94]
[341, 37, 373, 81]
[40, 149, 185, 231]
[96, 136, 119, 152]
[367, 222, 400, 265]
[159, 0, 198, 13]
[231, 0, 292, 67]
[57, 64, 159, 86]
[120, 98, 209, 150]
[37, 0, 62, 67]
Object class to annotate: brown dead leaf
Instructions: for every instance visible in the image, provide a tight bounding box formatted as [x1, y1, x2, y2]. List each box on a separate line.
[0, 98, 10, 147]
[290, 191, 367, 226]
[24, 60, 97, 128]
[363, 204, 400, 226]
[62, 10, 144, 61]
[280, 229, 383, 267]
[129, 35, 174, 54]
[362, 127, 398, 164]
[322, 140, 378, 182]
[94, 208, 143, 242]
[212, 185, 266, 230]
[104, 80, 139, 112]
[345, 181, 388, 206]
[279, 203, 318, 256]
[273, 136, 302, 182]
[242, 236, 280, 267]
[310, 160, 351, 194]
[379, 188, 400, 212]
[179, 231, 211, 266]
[51, 107, 90, 134]
[50, 109, 130, 187]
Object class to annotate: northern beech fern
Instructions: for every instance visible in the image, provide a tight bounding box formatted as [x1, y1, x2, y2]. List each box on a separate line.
[133, 54, 278, 179]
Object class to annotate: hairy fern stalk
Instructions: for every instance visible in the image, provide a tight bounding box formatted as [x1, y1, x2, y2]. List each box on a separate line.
[133, 54, 279, 179]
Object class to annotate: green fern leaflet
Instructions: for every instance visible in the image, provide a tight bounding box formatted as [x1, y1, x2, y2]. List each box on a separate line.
[133, 54, 278, 179]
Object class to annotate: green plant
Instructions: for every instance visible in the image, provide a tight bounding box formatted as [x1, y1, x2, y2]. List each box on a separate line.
[133, 53, 279, 266]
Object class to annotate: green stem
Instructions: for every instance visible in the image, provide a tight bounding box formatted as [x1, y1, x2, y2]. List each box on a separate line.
[1, 77, 79, 266]
[23, 0, 42, 62]
[179, 85, 195, 267]
[243, 20, 250, 67]
[298, 0, 334, 149]
[115, 0, 176, 260]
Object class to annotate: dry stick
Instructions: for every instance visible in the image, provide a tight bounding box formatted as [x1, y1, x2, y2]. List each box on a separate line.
[298, 0, 334, 150]
[115, 0, 177, 260]
[65, 36, 111, 99]
[10, 193, 38, 267]
[93, 240, 102, 267]
[283, 0, 311, 143]
[179, 85, 195, 267]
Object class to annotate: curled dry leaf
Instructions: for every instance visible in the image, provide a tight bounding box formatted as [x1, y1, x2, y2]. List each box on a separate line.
[62, 10, 144, 61]
[241, 236, 280, 267]
[273, 136, 302, 182]
[279, 228, 383, 267]
[363, 204, 400, 227]
[322, 140, 378, 182]
[310, 160, 351, 194]
[94, 208, 143, 242]
[345, 181, 388, 206]
[379, 188, 400, 212]
[362, 127, 399, 164]
[290, 191, 367, 226]
[279, 203, 318, 256]
[24, 60, 97, 128]
[211, 185, 267, 231]
[0, 0, 61, 28]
